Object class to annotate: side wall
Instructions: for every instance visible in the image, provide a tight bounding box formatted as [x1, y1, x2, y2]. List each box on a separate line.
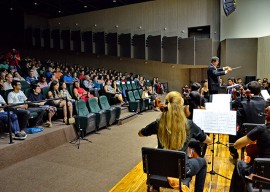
[257, 36, 270, 80]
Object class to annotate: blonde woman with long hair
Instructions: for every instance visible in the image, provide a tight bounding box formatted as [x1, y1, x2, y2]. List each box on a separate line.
[138, 91, 211, 192]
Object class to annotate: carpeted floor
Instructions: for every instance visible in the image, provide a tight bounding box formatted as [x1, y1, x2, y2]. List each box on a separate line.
[0, 110, 161, 192]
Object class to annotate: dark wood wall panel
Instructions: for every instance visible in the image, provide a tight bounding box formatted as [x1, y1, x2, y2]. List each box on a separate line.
[94, 32, 105, 55]
[106, 33, 117, 56]
[118, 33, 131, 58]
[82, 31, 93, 53]
[178, 38, 194, 65]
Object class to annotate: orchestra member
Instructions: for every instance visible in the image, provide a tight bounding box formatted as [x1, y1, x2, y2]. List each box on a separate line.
[229, 107, 270, 192]
[138, 91, 211, 192]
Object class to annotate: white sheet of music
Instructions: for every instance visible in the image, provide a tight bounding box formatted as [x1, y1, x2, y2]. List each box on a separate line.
[212, 94, 231, 104]
[205, 102, 230, 111]
[193, 109, 236, 135]
[261, 90, 270, 101]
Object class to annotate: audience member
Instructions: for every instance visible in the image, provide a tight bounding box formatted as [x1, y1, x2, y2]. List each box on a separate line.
[4, 73, 13, 90]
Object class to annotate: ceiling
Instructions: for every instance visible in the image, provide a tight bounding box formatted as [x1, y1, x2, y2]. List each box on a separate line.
[0, 0, 153, 18]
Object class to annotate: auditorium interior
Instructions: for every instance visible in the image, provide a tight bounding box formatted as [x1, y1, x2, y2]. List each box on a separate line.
[0, 0, 270, 191]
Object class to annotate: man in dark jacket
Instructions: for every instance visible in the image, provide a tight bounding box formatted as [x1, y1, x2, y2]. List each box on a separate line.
[207, 56, 232, 95]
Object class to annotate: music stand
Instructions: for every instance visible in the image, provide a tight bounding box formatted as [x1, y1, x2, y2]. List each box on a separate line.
[70, 99, 92, 149]
[193, 109, 237, 187]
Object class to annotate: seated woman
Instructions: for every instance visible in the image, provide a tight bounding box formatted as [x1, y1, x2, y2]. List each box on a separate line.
[47, 80, 74, 124]
[73, 81, 96, 102]
[28, 84, 56, 128]
[59, 82, 75, 104]
[104, 79, 125, 105]
[138, 91, 211, 192]
[200, 80, 209, 102]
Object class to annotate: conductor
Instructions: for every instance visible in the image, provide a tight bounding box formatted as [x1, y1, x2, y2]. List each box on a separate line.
[207, 56, 232, 95]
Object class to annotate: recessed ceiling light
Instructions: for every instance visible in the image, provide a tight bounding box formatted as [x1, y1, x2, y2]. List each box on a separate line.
[113, 0, 116, 2]
[34, 2, 38, 6]
[10, 7, 13, 11]
[84, 5, 87, 8]
[58, 10, 61, 13]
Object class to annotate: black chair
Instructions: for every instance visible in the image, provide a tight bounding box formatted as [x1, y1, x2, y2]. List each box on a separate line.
[141, 147, 190, 192]
[247, 158, 270, 192]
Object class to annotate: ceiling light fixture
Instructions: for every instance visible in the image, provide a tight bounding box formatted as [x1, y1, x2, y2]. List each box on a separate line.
[34, 2, 38, 6]
[84, 5, 87, 8]
[58, 10, 61, 13]
[113, 0, 116, 2]
[10, 7, 13, 11]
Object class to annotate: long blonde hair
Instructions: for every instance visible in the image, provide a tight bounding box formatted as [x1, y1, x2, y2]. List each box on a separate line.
[158, 91, 187, 150]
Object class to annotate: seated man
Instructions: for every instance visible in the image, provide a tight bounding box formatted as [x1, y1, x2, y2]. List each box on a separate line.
[25, 70, 38, 85]
[83, 75, 99, 97]
[229, 81, 267, 160]
[229, 106, 270, 191]
[4, 73, 13, 91]
[0, 94, 26, 139]
[8, 80, 46, 132]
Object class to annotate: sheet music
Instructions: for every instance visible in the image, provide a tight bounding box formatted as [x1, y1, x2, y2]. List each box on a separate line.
[212, 94, 231, 104]
[193, 109, 236, 135]
[261, 90, 270, 101]
[205, 102, 230, 111]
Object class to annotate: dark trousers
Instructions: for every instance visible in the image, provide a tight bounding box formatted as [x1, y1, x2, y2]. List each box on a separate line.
[28, 107, 46, 126]
[229, 160, 253, 192]
[187, 157, 207, 192]
[0, 112, 20, 133]
[13, 109, 30, 130]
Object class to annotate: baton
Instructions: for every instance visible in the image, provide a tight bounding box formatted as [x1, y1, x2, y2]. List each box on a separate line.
[231, 66, 241, 70]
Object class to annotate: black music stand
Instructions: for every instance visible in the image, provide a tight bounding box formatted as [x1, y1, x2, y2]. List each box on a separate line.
[207, 133, 230, 182]
[70, 99, 92, 149]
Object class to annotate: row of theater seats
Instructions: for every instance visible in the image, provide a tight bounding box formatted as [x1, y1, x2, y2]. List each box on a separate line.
[74, 96, 121, 136]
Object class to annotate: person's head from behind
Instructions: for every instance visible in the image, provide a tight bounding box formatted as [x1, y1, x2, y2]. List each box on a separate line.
[247, 81, 261, 95]
[211, 56, 219, 67]
[189, 91, 201, 107]
[191, 82, 201, 92]
[158, 91, 187, 150]
[12, 80, 21, 91]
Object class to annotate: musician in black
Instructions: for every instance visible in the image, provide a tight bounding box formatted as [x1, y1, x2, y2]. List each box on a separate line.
[229, 81, 267, 159]
[207, 56, 232, 95]
[229, 107, 270, 191]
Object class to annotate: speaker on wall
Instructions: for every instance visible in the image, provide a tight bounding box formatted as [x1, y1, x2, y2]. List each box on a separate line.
[223, 0, 236, 16]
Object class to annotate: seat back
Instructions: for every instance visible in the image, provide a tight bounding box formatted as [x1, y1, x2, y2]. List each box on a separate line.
[99, 95, 111, 110]
[121, 82, 128, 90]
[127, 91, 136, 102]
[24, 88, 31, 98]
[116, 82, 122, 91]
[133, 90, 141, 100]
[131, 81, 137, 90]
[21, 81, 29, 91]
[88, 98, 101, 113]
[75, 99, 90, 116]
[142, 147, 186, 188]
[42, 86, 50, 98]
[126, 81, 133, 91]
[252, 158, 270, 190]
[145, 80, 151, 87]
[69, 84, 75, 99]
[139, 89, 143, 97]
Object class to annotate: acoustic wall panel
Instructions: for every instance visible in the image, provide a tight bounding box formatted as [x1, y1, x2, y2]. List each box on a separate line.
[33, 28, 41, 48]
[162, 36, 178, 64]
[82, 31, 93, 53]
[71, 30, 81, 52]
[147, 35, 161, 61]
[25, 27, 33, 48]
[106, 33, 117, 56]
[51, 29, 60, 50]
[132, 34, 145, 59]
[118, 33, 131, 58]
[178, 38, 195, 65]
[195, 39, 212, 65]
[61, 30, 70, 50]
[94, 32, 105, 55]
[42, 29, 50, 49]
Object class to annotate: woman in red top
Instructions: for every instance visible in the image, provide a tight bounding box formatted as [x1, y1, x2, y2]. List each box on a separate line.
[73, 81, 96, 102]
